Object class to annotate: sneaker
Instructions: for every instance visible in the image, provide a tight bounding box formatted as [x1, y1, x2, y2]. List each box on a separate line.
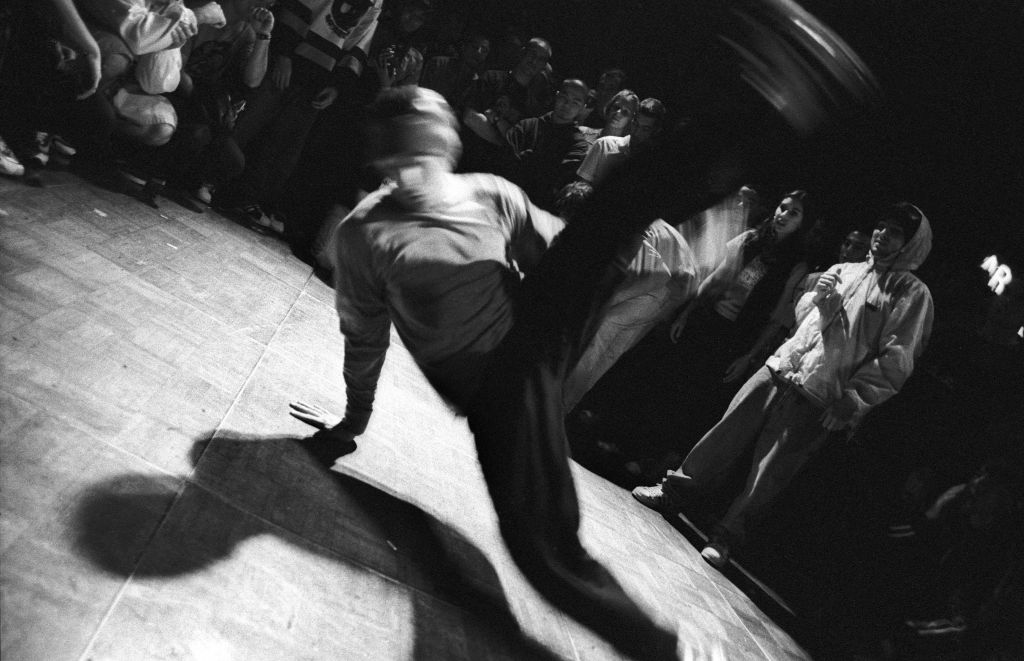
[631, 483, 681, 511]
[251, 208, 281, 233]
[234, 203, 269, 225]
[50, 135, 76, 157]
[700, 540, 730, 569]
[29, 132, 50, 167]
[0, 137, 24, 176]
[194, 183, 214, 204]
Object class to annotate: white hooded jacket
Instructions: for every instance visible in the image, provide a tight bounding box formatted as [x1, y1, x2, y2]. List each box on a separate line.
[766, 210, 934, 425]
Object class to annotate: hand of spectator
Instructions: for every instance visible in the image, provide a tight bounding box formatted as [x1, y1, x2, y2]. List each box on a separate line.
[500, 106, 522, 126]
[723, 355, 753, 383]
[194, 2, 227, 28]
[669, 307, 691, 343]
[820, 394, 856, 431]
[813, 269, 842, 305]
[311, 86, 338, 109]
[248, 6, 274, 36]
[373, 50, 396, 88]
[270, 55, 292, 90]
[76, 52, 102, 99]
[168, 13, 199, 48]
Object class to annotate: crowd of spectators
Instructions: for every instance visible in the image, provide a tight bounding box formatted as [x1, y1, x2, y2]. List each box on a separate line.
[2, 0, 1021, 658]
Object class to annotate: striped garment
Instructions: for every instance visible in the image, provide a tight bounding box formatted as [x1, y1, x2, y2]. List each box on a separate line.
[273, 0, 382, 77]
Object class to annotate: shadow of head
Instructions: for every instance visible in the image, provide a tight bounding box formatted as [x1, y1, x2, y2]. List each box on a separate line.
[72, 430, 562, 659]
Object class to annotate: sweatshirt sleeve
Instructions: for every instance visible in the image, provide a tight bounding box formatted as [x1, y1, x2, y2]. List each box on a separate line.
[85, 0, 197, 55]
[332, 224, 391, 435]
[845, 279, 934, 420]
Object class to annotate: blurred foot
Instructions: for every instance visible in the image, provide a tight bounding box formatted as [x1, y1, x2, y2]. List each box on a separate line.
[0, 137, 25, 177]
[700, 539, 730, 569]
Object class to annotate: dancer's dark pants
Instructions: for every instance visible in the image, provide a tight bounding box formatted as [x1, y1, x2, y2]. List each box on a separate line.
[462, 122, 761, 659]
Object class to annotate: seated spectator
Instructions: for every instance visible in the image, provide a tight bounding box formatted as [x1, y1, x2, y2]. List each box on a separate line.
[578, 65, 626, 129]
[212, 0, 382, 228]
[458, 36, 554, 173]
[363, 0, 431, 95]
[419, 31, 490, 114]
[80, 0, 228, 149]
[503, 78, 590, 210]
[578, 89, 639, 145]
[576, 96, 664, 187]
[631, 97, 668, 150]
[633, 203, 934, 571]
[0, 0, 113, 185]
[171, 0, 277, 204]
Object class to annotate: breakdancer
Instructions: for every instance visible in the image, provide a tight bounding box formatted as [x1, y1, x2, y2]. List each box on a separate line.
[290, 1, 879, 656]
[290, 85, 681, 658]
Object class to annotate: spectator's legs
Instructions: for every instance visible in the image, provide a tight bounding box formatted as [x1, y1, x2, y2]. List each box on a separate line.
[214, 80, 288, 208]
[219, 80, 318, 213]
[713, 385, 829, 546]
[662, 366, 778, 499]
[197, 134, 245, 186]
[245, 85, 320, 212]
[231, 80, 288, 150]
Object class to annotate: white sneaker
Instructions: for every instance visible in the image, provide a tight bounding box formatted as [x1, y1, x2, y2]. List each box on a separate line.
[700, 540, 730, 569]
[0, 136, 25, 176]
[30, 132, 51, 166]
[194, 183, 214, 204]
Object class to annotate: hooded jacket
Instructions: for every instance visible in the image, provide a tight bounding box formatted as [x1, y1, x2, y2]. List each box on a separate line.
[766, 211, 934, 425]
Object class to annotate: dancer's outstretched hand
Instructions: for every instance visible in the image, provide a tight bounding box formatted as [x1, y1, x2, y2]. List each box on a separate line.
[289, 400, 343, 430]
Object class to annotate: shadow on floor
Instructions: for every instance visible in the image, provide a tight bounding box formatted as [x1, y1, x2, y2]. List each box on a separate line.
[72, 432, 564, 661]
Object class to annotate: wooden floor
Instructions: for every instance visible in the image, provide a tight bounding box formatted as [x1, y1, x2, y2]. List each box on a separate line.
[0, 169, 812, 660]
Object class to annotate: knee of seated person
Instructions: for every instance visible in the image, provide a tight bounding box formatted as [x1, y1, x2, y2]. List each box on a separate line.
[143, 122, 176, 147]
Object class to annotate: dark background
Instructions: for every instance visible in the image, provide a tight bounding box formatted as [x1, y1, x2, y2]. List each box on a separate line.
[428, 0, 1024, 279]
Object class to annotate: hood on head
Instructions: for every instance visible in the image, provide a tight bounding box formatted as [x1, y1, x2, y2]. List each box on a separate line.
[893, 205, 932, 271]
[870, 204, 933, 272]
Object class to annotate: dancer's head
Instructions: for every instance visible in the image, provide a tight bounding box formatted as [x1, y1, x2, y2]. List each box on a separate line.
[365, 87, 462, 209]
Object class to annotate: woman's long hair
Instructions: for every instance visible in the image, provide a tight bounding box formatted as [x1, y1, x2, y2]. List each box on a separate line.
[734, 189, 814, 339]
[741, 189, 814, 267]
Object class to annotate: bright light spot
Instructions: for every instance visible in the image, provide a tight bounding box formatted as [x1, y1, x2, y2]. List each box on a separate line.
[981, 255, 1013, 295]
